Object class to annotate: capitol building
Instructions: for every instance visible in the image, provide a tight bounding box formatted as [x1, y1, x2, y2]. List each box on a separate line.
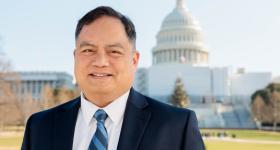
[133, 0, 272, 128]
[152, 0, 208, 66]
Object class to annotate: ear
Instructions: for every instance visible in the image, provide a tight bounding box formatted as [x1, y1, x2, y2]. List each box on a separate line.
[73, 49, 77, 56]
[132, 51, 140, 66]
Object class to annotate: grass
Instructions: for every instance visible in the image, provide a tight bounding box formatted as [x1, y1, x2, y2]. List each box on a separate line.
[0, 136, 22, 147]
[202, 129, 280, 150]
[0, 132, 22, 150]
[0, 129, 280, 150]
[205, 140, 280, 150]
[201, 129, 280, 141]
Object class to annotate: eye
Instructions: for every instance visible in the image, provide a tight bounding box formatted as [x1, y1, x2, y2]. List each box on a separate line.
[109, 50, 122, 56]
[80, 49, 95, 55]
[111, 50, 120, 54]
[82, 49, 91, 53]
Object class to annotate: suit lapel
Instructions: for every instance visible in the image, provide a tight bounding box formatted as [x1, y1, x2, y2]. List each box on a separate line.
[117, 88, 151, 150]
[53, 97, 80, 150]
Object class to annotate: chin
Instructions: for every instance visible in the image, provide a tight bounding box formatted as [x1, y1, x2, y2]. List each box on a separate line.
[90, 86, 113, 94]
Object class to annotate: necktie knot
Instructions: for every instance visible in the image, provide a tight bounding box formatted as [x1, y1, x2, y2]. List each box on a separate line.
[94, 109, 107, 124]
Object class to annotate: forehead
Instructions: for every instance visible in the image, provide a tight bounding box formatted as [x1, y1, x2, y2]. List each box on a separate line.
[77, 16, 128, 41]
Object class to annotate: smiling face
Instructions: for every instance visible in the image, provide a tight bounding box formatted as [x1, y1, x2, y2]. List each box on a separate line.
[74, 16, 139, 106]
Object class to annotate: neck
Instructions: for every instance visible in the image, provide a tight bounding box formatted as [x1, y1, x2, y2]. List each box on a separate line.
[82, 89, 129, 108]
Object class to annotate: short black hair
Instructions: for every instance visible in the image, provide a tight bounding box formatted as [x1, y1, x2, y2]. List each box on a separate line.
[75, 6, 136, 47]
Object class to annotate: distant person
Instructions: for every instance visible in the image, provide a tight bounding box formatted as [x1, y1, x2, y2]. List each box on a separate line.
[21, 6, 205, 150]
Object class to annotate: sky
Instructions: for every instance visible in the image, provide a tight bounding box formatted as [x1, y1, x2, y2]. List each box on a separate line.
[0, 0, 280, 77]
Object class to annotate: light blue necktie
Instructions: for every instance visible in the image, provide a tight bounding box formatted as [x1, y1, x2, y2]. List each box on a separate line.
[88, 109, 108, 150]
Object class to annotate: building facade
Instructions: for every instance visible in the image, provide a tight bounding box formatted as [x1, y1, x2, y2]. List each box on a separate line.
[6, 72, 75, 100]
[133, 0, 272, 128]
[134, 0, 272, 103]
[152, 0, 208, 66]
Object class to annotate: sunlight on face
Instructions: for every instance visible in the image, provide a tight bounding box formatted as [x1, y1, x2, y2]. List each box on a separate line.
[74, 16, 139, 102]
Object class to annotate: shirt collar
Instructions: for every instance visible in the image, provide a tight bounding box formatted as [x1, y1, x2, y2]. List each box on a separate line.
[80, 90, 130, 126]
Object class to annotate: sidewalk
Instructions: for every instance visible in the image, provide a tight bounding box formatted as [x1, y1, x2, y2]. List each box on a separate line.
[0, 147, 18, 150]
[204, 137, 280, 145]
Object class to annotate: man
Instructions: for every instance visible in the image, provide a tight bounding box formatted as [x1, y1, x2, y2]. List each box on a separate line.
[21, 6, 205, 150]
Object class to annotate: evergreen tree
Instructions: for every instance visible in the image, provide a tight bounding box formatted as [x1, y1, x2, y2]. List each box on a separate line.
[170, 77, 189, 108]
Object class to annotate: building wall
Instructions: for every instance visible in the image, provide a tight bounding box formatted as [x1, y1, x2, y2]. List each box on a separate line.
[211, 67, 231, 98]
[147, 63, 212, 97]
[7, 72, 74, 100]
[230, 72, 272, 96]
[134, 65, 272, 103]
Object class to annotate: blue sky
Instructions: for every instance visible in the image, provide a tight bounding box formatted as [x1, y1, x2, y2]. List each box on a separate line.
[0, 0, 280, 77]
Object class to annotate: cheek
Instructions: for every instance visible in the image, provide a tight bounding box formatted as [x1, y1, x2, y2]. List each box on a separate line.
[75, 56, 90, 69]
[74, 57, 90, 78]
[115, 60, 131, 71]
[121, 64, 136, 78]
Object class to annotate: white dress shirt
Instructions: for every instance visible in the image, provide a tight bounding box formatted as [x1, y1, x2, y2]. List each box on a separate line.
[72, 90, 130, 150]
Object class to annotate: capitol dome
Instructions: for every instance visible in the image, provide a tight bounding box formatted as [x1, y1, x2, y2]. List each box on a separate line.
[152, 0, 209, 65]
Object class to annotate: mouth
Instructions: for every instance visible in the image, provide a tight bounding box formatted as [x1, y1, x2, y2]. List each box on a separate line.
[88, 73, 113, 78]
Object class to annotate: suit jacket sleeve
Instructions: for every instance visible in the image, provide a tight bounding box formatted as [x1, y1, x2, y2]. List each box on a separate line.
[21, 115, 33, 150]
[183, 110, 205, 150]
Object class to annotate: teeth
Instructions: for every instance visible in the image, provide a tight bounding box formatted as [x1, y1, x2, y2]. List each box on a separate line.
[92, 73, 110, 77]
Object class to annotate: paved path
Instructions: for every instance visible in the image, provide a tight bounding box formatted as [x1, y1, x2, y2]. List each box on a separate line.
[204, 137, 280, 145]
[0, 147, 18, 150]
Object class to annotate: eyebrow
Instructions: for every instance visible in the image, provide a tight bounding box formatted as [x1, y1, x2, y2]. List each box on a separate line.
[79, 41, 97, 48]
[78, 41, 125, 50]
[105, 43, 125, 49]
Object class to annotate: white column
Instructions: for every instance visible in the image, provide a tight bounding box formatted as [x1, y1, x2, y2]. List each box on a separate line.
[186, 50, 189, 64]
[170, 49, 174, 62]
[190, 50, 193, 64]
[194, 51, 197, 63]
[164, 50, 168, 63]
[156, 52, 159, 64]
[154, 52, 156, 64]
[154, 52, 157, 64]
[168, 50, 171, 62]
[40, 81, 43, 94]
[159, 51, 161, 63]
[162, 50, 164, 63]
[162, 51, 165, 63]
[197, 52, 201, 64]
[174, 49, 178, 62]
[174, 49, 176, 62]
[35, 81, 38, 99]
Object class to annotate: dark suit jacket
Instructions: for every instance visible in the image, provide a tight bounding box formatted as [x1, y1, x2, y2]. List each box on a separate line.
[21, 88, 205, 150]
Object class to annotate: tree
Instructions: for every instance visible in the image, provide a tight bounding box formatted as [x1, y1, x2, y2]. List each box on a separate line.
[41, 85, 79, 109]
[18, 95, 41, 125]
[0, 55, 79, 126]
[0, 46, 41, 126]
[269, 84, 280, 131]
[53, 86, 79, 104]
[0, 59, 23, 127]
[251, 83, 280, 130]
[170, 77, 189, 108]
[41, 85, 56, 109]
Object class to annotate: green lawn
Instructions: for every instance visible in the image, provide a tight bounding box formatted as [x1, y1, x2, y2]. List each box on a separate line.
[0, 136, 22, 146]
[205, 140, 280, 150]
[0, 134, 22, 150]
[202, 129, 280, 150]
[0, 129, 280, 150]
[201, 129, 280, 141]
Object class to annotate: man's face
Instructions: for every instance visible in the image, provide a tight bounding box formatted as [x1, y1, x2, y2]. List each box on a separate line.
[74, 16, 139, 100]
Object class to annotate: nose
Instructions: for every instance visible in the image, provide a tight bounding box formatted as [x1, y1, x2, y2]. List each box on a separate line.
[91, 51, 109, 68]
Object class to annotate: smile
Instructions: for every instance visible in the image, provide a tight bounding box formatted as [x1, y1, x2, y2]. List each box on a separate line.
[89, 73, 113, 77]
